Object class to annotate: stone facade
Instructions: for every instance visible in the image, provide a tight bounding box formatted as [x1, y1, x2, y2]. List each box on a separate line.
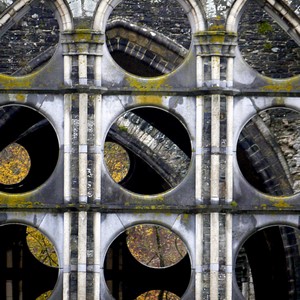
[0, 0, 300, 300]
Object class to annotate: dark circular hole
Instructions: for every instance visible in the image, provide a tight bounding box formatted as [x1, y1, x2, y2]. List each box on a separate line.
[0, 224, 58, 299]
[104, 224, 191, 299]
[0, 105, 59, 193]
[105, 0, 191, 77]
[235, 225, 300, 299]
[237, 108, 300, 196]
[126, 224, 187, 268]
[105, 107, 191, 194]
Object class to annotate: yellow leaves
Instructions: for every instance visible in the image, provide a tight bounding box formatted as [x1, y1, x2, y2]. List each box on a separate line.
[26, 226, 59, 268]
[126, 225, 187, 268]
[104, 142, 130, 183]
[0, 143, 31, 185]
[136, 290, 180, 300]
[36, 290, 52, 300]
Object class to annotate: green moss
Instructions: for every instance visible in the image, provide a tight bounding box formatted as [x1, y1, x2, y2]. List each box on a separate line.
[118, 125, 128, 132]
[231, 201, 238, 207]
[263, 42, 272, 51]
[257, 21, 273, 35]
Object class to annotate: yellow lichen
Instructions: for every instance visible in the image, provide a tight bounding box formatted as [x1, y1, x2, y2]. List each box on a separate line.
[0, 72, 36, 89]
[265, 195, 292, 209]
[126, 75, 171, 92]
[15, 94, 26, 102]
[136, 95, 162, 105]
[260, 77, 300, 93]
[272, 200, 291, 209]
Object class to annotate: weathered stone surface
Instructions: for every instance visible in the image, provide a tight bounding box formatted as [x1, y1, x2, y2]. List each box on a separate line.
[238, 1, 300, 78]
[0, 1, 59, 75]
[108, 0, 191, 50]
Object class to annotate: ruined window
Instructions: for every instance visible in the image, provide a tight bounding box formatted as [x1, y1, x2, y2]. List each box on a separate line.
[0, 105, 59, 193]
[237, 108, 300, 196]
[0, 224, 58, 299]
[238, 1, 300, 78]
[0, 0, 59, 76]
[104, 224, 190, 299]
[104, 107, 191, 194]
[105, 0, 191, 77]
[235, 225, 300, 299]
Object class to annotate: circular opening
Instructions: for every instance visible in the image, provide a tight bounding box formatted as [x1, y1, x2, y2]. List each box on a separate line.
[136, 290, 180, 300]
[238, 1, 300, 79]
[104, 107, 191, 194]
[0, 105, 59, 193]
[0, 1, 59, 76]
[106, 0, 191, 77]
[237, 107, 300, 196]
[104, 224, 191, 299]
[235, 225, 300, 299]
[0, 224, 59, 299]
[126, 224, 187, 268]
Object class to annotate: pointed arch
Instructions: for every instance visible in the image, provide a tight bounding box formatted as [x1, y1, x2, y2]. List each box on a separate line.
[0, 0, 73, 31]
[227, 0, 300, 44]
[93, 0, 206, 33]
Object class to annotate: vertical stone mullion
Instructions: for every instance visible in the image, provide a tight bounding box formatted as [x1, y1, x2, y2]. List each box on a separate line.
[63, 212, 71, 300]
[63, 94, 72, 300]
[93, 94, 102, 300]
[78, 211, 87, 300]
[76, 36, 89, 300]
[94, 44, 103, 87]
[79, 54, 88, 85]
[225, 214, 233, 300]
[93, 213, 101, 300]
[225, 40, 235, 300]
[210, 212, 219, 300]
[196, 95, 204, 202]
[211, 93, 220, 203]
[78, 92, 88, 299]
[210, 49, 221, 299]
[195, 214, 203, 300]
[79, 93, 88, 204]
[195, 42, 204, 299]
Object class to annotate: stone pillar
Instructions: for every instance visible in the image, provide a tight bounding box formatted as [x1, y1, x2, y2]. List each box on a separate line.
[195, 28, 237, 299]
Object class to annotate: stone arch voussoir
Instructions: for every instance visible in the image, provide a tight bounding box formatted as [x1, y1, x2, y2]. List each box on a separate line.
[106, 19, 188, 74]
[107, 111, 190, 188]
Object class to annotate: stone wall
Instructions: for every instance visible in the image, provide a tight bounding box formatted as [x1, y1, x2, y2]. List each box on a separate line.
[108, 0, 191, 50]
[238, 1, 300, 79]
[0, 1, 59, 75]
